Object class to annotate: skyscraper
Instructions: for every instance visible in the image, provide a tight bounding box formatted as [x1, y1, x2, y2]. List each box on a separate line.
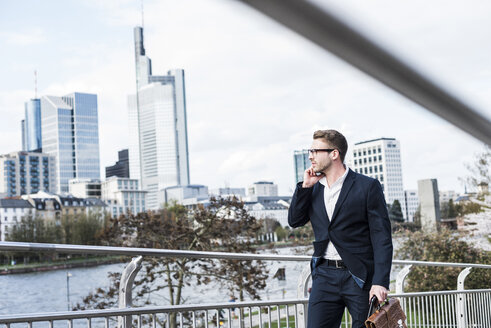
[105, 149, 130, 178]
[293, 149, 310, 184]
[351, 138, 407, 220]
[128, 26, 190, 209]
[23, 99, 42, 152]
[41, 92, 101, 193]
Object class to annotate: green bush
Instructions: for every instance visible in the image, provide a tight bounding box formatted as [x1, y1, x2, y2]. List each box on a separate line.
[455, 202, 482, 216]
[396, 229, 491, 291]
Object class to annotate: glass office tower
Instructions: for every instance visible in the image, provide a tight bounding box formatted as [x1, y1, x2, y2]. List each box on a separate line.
[41, 93, 101, 193]
[128, 26, 190, 209]
[293, 150, 310, 184]
[24, 99, 42, 152]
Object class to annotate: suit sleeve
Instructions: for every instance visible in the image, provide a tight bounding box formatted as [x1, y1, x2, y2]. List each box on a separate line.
[288, 182, 313, 228]
[367, 179, 393, 289]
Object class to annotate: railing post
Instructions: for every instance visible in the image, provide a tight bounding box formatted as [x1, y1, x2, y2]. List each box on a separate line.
[396, 265, 412, 313]
[456, 267, 472, 328]
[296, 264, 311, 328]
[118, 256, 143, 328]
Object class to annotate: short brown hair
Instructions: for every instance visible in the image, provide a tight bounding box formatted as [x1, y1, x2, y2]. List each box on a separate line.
[313, 130, 348, 162]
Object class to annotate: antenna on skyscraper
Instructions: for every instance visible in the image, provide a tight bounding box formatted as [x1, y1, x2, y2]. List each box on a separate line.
[34, 70, 38, 99]
[141, 0, 144, 28]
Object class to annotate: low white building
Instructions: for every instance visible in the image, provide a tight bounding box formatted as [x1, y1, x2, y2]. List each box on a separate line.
[439, 190, 459, 204]
[209, 187, 246, 199]
[246, 202, 289, 228]
[163, 185, 209, 207]
[101, 177, 147, 217]
[247, 181, 278, 198]
[0, 199, 35, 241]
[69, 179, 102, 198]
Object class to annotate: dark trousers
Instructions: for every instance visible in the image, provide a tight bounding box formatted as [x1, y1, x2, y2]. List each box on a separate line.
[308, 262, 369, 328]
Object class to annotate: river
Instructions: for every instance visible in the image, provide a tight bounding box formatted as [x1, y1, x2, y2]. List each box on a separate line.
[0, 242, 403, 316]
[0, 247, 309, 315]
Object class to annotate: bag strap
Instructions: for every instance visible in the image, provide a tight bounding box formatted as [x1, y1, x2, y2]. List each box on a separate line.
[367, 296, 379, 318]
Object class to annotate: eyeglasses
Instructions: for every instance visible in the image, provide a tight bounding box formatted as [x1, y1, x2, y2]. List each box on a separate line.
[308, 148, 336, 155]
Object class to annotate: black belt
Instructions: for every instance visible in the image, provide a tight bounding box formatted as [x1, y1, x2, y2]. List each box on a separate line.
[325, 259, 347, 269]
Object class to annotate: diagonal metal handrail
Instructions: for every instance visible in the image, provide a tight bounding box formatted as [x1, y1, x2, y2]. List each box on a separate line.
[238, 0, 491, 145]
[2, 241, 491, 269]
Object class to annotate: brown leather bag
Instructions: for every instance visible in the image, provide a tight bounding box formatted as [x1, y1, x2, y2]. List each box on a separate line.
[365, 296, 407, 328]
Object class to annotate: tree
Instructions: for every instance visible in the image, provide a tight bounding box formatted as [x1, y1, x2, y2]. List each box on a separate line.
[5, 212, 105, 264]
[447, 199, 457, 219]
[388, 200, 404, 222]
[461, 145, 491, 189]
[396, 229, 491, 292]
[6, 214, 63, 264]
[260, 218, 281, 242]
[76, 197, 268, 328]
[274, 225, 288, 241]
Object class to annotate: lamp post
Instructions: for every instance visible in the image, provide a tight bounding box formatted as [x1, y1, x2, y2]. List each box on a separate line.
[66, 271, 72, 310]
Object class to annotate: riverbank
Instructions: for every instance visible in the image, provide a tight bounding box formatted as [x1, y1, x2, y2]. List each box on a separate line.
[0, 256, 124, 275]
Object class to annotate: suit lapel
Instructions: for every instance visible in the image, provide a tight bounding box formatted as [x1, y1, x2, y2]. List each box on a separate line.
[316, 183, 330, 223]
[330, 170, 355, 224]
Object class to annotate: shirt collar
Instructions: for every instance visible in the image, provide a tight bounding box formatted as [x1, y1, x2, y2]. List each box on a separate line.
[319, 166, 349, 189]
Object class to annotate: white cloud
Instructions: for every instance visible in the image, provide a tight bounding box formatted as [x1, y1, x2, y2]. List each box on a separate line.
[0, 28, 47, 46]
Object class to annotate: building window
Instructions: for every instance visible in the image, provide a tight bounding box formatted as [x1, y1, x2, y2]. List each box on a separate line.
[379, 165, 383, 172]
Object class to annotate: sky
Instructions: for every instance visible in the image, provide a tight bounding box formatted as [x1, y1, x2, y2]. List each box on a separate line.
[0, 0, 490, 195]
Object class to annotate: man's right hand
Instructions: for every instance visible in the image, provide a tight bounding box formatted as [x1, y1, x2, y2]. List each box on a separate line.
[302, 167, 324, 188]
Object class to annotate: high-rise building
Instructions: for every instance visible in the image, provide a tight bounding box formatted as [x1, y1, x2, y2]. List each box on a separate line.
[41, 92, 101, 193]
[351, 138, 407, 220]
[22, 99, 42, 152]
[404, 189, 419, 222]
[21, 119, 26, 151]
[128, 26, 190, 209]
[294, 149, 310, 184]
[106, 149, 130, 178]
[0, 151, 56, 196]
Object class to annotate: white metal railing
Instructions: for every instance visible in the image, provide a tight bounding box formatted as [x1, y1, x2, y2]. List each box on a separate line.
[1, 241, 491, 328]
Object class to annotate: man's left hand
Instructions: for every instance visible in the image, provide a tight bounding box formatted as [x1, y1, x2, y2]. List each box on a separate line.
[369, 285, 388, 303]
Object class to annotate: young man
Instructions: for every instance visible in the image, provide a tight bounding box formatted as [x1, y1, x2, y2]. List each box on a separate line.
[288, 130, 392, 328]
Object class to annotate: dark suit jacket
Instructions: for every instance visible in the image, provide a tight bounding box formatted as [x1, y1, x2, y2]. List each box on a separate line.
[288, 169, 393, 289]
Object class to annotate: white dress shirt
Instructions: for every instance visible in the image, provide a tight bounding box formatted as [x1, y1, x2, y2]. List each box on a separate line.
[318, 167, 349, 260]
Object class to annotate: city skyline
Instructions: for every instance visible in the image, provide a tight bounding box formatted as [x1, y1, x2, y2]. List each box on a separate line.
[1, 0, 490, 195]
